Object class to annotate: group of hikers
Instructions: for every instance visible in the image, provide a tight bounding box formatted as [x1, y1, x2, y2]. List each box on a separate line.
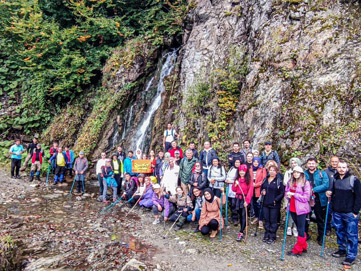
[8, 123, 361, 267]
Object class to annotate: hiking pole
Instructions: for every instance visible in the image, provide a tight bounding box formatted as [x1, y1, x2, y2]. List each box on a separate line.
[163, 212, 182, 239]
[321, 197, 331, 257]
[101, 197, 128, 214]
[46, 165, 50, 187]
[254, 195, 264, 237]
[219, 191, 223, 242]
[237, 183, 248, 243]
[68, 175, 77, 200]
[225, 185, 229, 226]
[281, 199, 290, 261]
[125, 188, 147, 217]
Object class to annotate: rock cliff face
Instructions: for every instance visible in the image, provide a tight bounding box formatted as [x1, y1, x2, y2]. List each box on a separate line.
[45, 0, 360, 170]
[175, 0, 361, 168]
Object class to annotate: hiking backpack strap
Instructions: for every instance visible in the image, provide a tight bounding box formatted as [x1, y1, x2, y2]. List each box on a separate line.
[350, 175, 355, 193]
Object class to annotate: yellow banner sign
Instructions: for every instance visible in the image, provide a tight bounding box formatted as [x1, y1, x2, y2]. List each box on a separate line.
[132, 159, 152, 173]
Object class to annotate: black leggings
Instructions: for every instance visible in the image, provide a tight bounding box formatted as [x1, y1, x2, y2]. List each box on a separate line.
[200, 219, 219, 235]
[290, 212, 306, 238]
[263, 206, 280, 240]
[237, 207, 247, 233]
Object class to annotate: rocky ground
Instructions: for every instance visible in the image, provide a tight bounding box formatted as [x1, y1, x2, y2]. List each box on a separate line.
[0, 169, 360, 271]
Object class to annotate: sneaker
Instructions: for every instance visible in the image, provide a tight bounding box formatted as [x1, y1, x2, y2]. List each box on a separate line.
[293, 228, 298, 237]
[16, 175, 21, 179]
[262, 236, 269, 242]
[251, 218, 259, 225]
[287, 227, 292, 236]
[267, 239, 275, 245]
[53, 182, 57, 185]
[210, 230, 218, 238]
[258, 221, 264, 229]
[236, 233, 244, 242]
[194, 226, 200, 233]
[342, 258, 355, 266]
[152, 218, 160, 225]
[11, 176, 16, 179]
[332, 249, 346, 258]
[287, 251, 301, 257]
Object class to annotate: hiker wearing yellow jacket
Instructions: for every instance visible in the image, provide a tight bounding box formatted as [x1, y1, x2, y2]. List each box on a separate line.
[49, 147, 68, 185]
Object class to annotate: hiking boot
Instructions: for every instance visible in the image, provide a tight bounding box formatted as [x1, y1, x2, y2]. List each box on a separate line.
[16, 175, 21, 179]
[209, 230, 218, 238]
[287, 227, 292, 236]
[293, 227, 298, 237]
[287, 251, 301, 257]
[36, 175, 41, 181]
[29, 176, 34, 182]
[194, 226, 200, 233]
[251, 218, 258, 225]
[174, 225, 181, 231]
[332, 250, 346, 258]
[152, 218, 160, 225]
[262, 235, 269, 242]
[11, 176, 16, 179]
[236, 233, 244, 242]
[267, 239, 275, 245]
[342, 258, 355, 266]
[326, 230, 331, 236]
[53, 182, 57, 185]
[258, 221, 264, 229]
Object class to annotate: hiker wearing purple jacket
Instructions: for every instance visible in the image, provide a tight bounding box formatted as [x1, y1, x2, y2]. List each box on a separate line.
[152, 183, 174, 225]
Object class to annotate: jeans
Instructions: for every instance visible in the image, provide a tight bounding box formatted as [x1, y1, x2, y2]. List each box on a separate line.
[263, 206, 280, 240]
[66, 162, 73, 177]
[11, 158, 21, 177]
[187, 208, 201, 222]
[152, 204, 174, 219]
[114, 174, 122, 196]
[333, 212, 359, 260]
[165, 142, 172, 152]
[200, 219, 219, 235]
[102, 179, 117, 201]
[252, 196, 264, 221]
[290, 212, 306, 238]
[97, 173, 104, 195]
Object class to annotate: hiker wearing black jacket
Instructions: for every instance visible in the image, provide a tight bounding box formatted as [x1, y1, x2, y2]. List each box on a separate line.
[228, 142, 246, 167]
[20, 136, 38, 171]
[261, 165, 284, 244]
[326, 161, 361, 267]
[260, 142, 280, 168]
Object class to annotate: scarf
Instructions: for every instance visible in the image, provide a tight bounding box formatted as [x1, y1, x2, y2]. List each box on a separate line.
[203, 188, 214, 203]
[252, 157, 263, 171]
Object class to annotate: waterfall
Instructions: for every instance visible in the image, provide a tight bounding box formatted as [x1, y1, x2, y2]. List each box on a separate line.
[134, 50, 178, 152]
[121, 104, 135, 140]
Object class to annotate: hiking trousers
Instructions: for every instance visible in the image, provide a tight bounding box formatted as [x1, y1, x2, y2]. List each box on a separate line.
[11, 158, 21, 177]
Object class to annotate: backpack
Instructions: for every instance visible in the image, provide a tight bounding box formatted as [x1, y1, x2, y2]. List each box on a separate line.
[166, 129, 174, 137]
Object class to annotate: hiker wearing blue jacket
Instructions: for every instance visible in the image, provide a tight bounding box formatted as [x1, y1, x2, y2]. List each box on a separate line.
[304, 157, 329, 245]
[102, 159, 117, 203]
[124, 151, 137, 176]
[64, 146, 75, 178]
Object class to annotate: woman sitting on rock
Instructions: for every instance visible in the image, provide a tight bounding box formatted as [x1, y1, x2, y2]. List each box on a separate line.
[139, 176, 154, 209]
[168, 186, 193, 231]
[199, 187, 226, 238]
[121, 173, 138, 201]
[187, 187, 205, 232]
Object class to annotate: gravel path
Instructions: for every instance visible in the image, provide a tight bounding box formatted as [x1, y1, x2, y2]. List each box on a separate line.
[0, 169, 359, 271]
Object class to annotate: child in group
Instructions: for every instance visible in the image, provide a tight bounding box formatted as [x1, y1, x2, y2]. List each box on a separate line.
[102, 159, 117, 203]
[168, 186, 193, 231]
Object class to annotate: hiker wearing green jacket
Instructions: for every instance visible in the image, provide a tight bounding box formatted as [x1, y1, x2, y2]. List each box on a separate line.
[179, 149, 198, 196]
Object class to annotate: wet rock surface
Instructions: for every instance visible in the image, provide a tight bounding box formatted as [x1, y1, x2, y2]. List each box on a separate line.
[1, 170, 360, 270]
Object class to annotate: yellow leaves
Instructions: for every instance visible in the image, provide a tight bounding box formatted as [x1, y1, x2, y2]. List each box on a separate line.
[76, 35, 91, 42]
[115, 22, 120, 28]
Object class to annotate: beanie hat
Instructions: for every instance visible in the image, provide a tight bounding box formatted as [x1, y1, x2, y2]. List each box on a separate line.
[238, 164, 248, 172]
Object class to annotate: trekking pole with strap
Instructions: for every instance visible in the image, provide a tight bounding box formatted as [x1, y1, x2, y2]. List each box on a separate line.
[281, 199, 290, 261]
[163, 212, 182, 239]
[225, 185, 229, 226]
[68, 175, 77, 200]
[219, 191, 223, 242]
[46, 165, 51, 187]
[320, 197, 331, 257]
[125, 189, 146, 217]
[237, 183, 248, 243]
[101, 190, 137, 214]
[254, 195, 264, 237]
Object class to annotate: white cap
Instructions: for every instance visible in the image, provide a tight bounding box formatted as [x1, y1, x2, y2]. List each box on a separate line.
[292, 166, 304, 173]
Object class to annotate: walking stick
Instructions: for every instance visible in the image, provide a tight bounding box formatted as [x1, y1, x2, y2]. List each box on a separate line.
[321, 197, 331, 257]
[281, 200, 290, 261]
[219, 192, 223, 242]
[163, 212, 182, 239]
[237, 183, 248, 243]
[225, 185, 229, 226]
[254, 195, 264, 237]
[46, 165, 50, 187]
[101, 197, 130, 214]
[68, 175, 77, 200]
